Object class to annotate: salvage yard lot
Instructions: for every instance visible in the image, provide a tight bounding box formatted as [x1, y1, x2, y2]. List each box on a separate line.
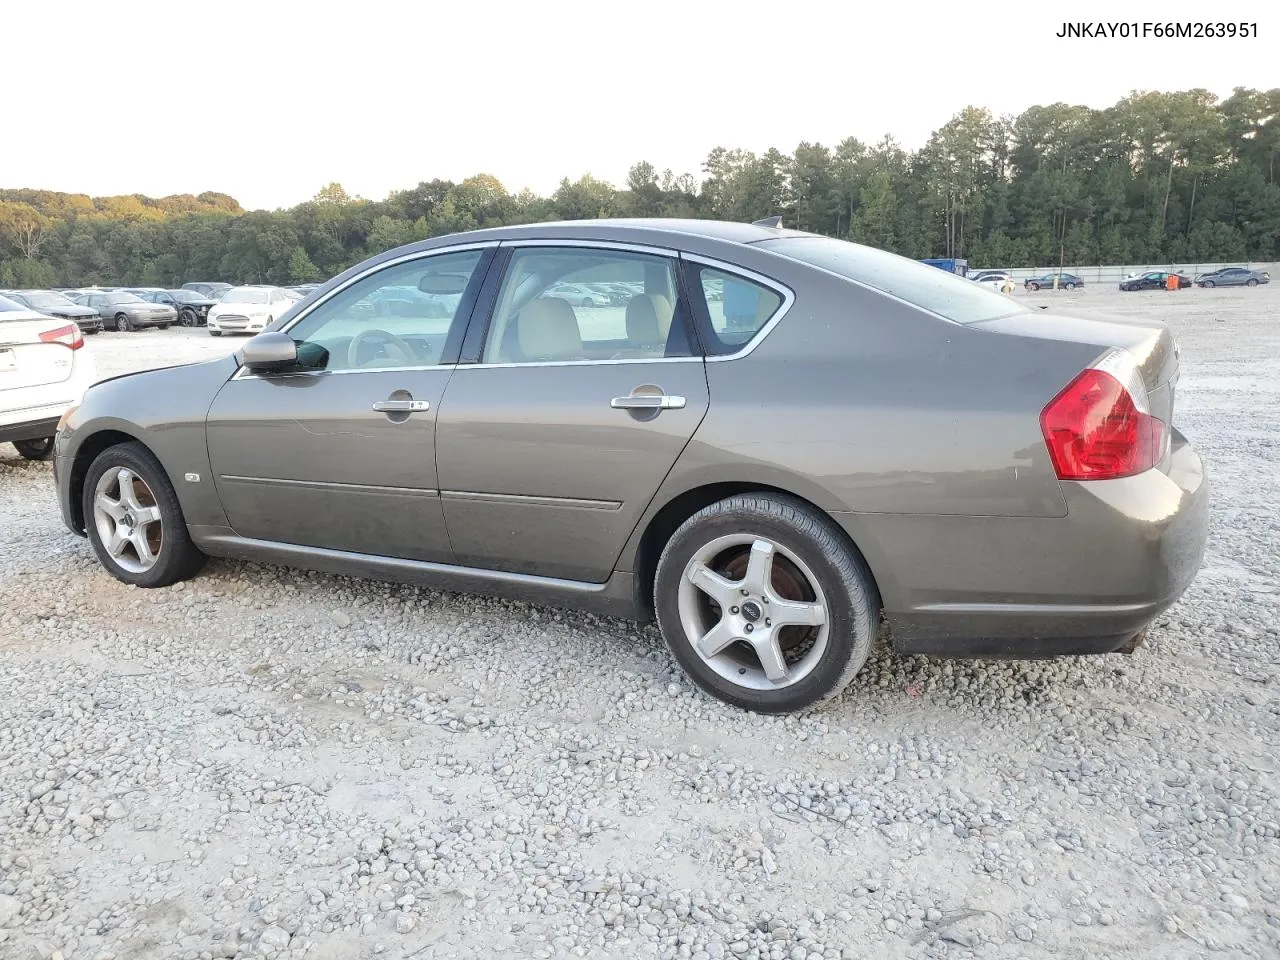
[1, 286, 1277, 959]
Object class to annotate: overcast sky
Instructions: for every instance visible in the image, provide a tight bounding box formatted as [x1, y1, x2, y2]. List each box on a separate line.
[8, 1, 1275, 210]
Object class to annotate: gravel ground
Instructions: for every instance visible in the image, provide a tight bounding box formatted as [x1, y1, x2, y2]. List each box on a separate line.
[1, 288, 1278, 960]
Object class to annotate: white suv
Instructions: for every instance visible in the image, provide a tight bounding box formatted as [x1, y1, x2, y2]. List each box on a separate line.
[0, 294, 96, 460]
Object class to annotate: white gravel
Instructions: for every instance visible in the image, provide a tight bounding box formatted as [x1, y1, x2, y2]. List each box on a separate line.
[2, 289, 1278, 960]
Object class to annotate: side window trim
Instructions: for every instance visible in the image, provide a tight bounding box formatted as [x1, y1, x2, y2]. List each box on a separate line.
[462, 241, 703, 368]
[233, 244, 498, 380]
[679, 253, 795, 362]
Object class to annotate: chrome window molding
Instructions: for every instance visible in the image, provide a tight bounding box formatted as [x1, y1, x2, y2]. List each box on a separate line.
[496, 238, 682, 257]
[233, 363, 457, 382]
[680, 253, 796, 362]
[460, 356, 703, 371]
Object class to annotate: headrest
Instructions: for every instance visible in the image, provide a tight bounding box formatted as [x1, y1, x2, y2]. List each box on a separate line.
[625, 293, 674, 345]
[516, 298, 582, 360]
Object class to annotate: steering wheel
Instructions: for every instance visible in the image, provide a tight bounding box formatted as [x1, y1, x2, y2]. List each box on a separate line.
[347, 328, 417, 368]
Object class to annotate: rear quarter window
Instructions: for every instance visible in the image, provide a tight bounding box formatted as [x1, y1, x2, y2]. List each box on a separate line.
[758, 236, 1026, 325]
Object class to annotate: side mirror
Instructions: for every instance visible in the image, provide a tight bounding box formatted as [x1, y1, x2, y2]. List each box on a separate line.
[241, 332, 297, 372]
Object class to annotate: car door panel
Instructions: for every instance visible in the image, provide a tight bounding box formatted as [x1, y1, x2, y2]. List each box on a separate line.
[435, 362, 709, 582]
[206, 370, 454, 562]
[203, 245, 494, 563]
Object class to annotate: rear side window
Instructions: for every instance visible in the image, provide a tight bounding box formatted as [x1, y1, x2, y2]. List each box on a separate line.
[690, 266, 784, 355]
[758, 236, 1026, 325]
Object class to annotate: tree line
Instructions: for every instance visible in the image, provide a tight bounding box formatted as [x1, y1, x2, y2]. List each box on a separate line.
[2, 87, 1278, 289]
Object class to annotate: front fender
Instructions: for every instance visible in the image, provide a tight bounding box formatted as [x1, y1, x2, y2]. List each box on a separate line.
[56, 355, 240, 531]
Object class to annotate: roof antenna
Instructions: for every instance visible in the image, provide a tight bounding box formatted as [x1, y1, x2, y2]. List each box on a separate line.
[752, 216, 783, 228]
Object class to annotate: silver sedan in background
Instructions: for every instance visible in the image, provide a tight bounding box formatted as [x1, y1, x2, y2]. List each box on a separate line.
[52, 219, 1207, 713]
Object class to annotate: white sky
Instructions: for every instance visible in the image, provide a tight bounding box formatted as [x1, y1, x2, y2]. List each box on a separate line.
[8, 1, 1276, 210]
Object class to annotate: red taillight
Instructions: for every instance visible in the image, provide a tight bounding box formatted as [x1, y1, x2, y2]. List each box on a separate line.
[1040, 365, 1165, 480]
[38, 323, 84, 351]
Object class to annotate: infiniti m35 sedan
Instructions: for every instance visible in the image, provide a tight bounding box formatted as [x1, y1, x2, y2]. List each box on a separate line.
[53, 219, 1207, 713]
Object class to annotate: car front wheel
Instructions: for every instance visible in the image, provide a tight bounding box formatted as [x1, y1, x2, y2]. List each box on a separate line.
[82, 441, 205, 588]
[654, 493, 878, 713]
[1028, 282, 1040, 291]
[14, 437, 55, 460]
[116, 314, 131, 332]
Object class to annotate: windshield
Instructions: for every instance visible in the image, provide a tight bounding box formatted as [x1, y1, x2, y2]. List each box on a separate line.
[222, 288, 269, 304]
[0, 294, 28, 313]
[106, 292, 146, 304]
[758, 236, 1027, 325]
[166, 290, 198, 300]
[23, 292, 77, 308]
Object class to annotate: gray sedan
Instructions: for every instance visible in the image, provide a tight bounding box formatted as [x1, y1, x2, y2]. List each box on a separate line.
[52, 219, 1207, 713]
[72, 291, 177, 331]
[1194, 266, 1270, 288]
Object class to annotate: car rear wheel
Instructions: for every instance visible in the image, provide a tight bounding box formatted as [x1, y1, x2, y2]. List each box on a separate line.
[116, 314, 131, 332]
[654, 493, 878, 713]
[14, 437, 55, 461]
[1247, 278, 1259, 287]
[1064, 282, 1076, 290]
[82, 442, 205, 588]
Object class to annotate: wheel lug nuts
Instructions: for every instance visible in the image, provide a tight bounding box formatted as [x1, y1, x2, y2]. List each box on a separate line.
[730, 606, 739, 614]
[744, 624, 754, 633]
[741, 588, 749, 596]
[765, 618, 771, 626]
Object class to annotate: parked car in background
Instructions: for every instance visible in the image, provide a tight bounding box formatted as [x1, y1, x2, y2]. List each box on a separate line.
[285, 284, 319, 297]
[970, 272, 1015, 293]
[182, 282, 233, 300]
[544, 282, 610, 307]
[52, 218, 1207, 714]
[71, 291, 177, 331]
[0, 293, 95, 460]
[1119, 271, 1192, 292]
[206, 285, 295, 336]
[1193, 266, 1270, 288]
[1024, 273, 1084, 291]
[136, 289, 217, 326]
[1, 290, 103, 334]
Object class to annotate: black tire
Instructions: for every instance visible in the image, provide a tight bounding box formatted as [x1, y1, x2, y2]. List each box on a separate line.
[1247, 278, 1258, 287]
[14, 437, 55, 461]
[209, 330, 222, 337]
[179, 309, 197, 327]
[1064, 282, 1076, 290]
[1028, 282, 1040, 291]
[81, 441, 205, 588]
[116, 313, 131, 332]
[653, 493, 879, 713]
[1201, 280, 1214, 288]
[158, 323, 170, 330]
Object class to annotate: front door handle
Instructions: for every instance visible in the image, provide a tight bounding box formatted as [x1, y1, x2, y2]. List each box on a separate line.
[372, 399, 430, 413]
[610, 394, 686, 410]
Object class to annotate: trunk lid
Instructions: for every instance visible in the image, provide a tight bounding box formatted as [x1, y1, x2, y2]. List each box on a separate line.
[0, 318, 77, 390]
[972, 309, 1179, 431]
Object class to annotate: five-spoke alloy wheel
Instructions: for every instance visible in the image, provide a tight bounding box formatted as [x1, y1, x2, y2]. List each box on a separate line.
[655, 494, 878, 713]
[82, 442, 205, 587]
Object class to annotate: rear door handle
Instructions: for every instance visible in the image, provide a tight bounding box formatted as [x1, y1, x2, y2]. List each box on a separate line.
[610, 394, 686, 410]
[372, 399, 430, 413]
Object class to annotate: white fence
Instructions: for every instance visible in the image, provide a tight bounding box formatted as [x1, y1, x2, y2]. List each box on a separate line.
[973, 262, 1278, 284]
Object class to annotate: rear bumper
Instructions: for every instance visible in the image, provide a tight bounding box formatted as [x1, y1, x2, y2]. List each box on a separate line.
[836, 429, 1209, 657]
[0, 415, 61, 445]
